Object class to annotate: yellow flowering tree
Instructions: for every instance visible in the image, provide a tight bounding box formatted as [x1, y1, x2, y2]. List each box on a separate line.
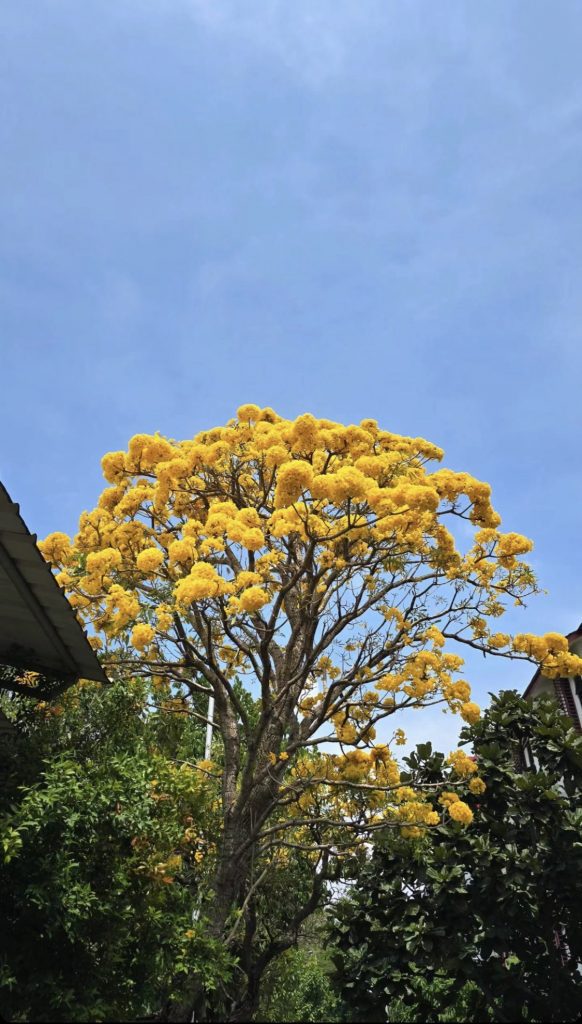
[40, 406, 582, 1021]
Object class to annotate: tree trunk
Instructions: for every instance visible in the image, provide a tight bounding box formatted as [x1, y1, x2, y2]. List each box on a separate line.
[228, 981, 261, 1023]
[162, 813, 255, 1022]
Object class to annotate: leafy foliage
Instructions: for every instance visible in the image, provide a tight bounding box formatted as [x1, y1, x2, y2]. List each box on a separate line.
[257, 946, 341, 1023]
[332, 691, 582, 1023]
[0, 680, 232, 1022]
[257, 913, 342, 1023]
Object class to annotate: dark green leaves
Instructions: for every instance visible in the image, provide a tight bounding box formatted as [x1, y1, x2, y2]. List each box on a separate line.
[331, 691, 582, 1023]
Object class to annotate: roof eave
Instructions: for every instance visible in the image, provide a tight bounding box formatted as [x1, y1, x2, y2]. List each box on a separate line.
[0, 482, 109, 689]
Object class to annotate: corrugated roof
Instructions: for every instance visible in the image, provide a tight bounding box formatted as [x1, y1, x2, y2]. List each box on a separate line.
[0, 481, 108, 687]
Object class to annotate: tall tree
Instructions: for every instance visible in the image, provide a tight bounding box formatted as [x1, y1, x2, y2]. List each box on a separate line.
[332, 691, 582, 1023]
[39, 405, 582, 1020]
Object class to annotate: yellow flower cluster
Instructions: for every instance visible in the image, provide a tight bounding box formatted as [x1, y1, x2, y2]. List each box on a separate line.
[448, 800, 473, 825]
[496, 532, 534, 561]
[290, 412, 320, 453]
[439, 790, 460, 807]
[101, 451, 126, 483]
[168, 539, 197, 566]
[487, 632, 511, 650]
[334, 718, 357, 744]
[131, 623, 155, 650]
[238, 586, 270, 613]
[268, 750, 290, 766]
[386, 785, 440, 836]
[374, 646, 471, 713]
[436, 790, 473, 825]
[136, 547, 165, 572]
[38, 531, 74, 566]
[460, 701, 481, 725]
[396, 799, 440, 830]
[446, 750, 478, 778]
[511, 632, 582, 678]
[429, 470, 500, 528]
[105, 584, 140, 632]
[311, 466, 369, 503]
[274, 461, 314, 508]
[174, 563, 233, 606]
[513, 632, 568, 659]
[156, 604, 173, 631]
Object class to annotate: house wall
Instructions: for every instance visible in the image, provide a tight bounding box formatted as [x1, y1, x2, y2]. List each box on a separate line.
[569, 638, 582, 727]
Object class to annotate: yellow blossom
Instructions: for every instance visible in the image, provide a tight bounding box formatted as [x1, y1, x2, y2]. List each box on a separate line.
[237, 403, 261, 423]
[446, 750, 478, 778]
[136, 547, 165, 572]
[101, 451, 126, 483]
[174, 563, 232, 606]
[38, 532, 74, 566]
[131, 623, 155, 650]
[168, 539, 197, 566]
[274, 461, 314, 507]
[448, 800, 473, 825]
[460, 701, 481, 725]
[239, 586, 270, 613]
[439, 790, 459, 805]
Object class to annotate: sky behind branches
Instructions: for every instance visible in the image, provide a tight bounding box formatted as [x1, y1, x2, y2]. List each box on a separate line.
[2, 0, 581, 749]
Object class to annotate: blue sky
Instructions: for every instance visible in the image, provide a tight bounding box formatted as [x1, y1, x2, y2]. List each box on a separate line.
[2, 0, 581, 748]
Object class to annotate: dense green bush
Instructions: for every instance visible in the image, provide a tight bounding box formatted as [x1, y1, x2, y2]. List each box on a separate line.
[257, 928, 341, 1023]
[0, 680, 232, 1022]
[331, 692, 582, 1023]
